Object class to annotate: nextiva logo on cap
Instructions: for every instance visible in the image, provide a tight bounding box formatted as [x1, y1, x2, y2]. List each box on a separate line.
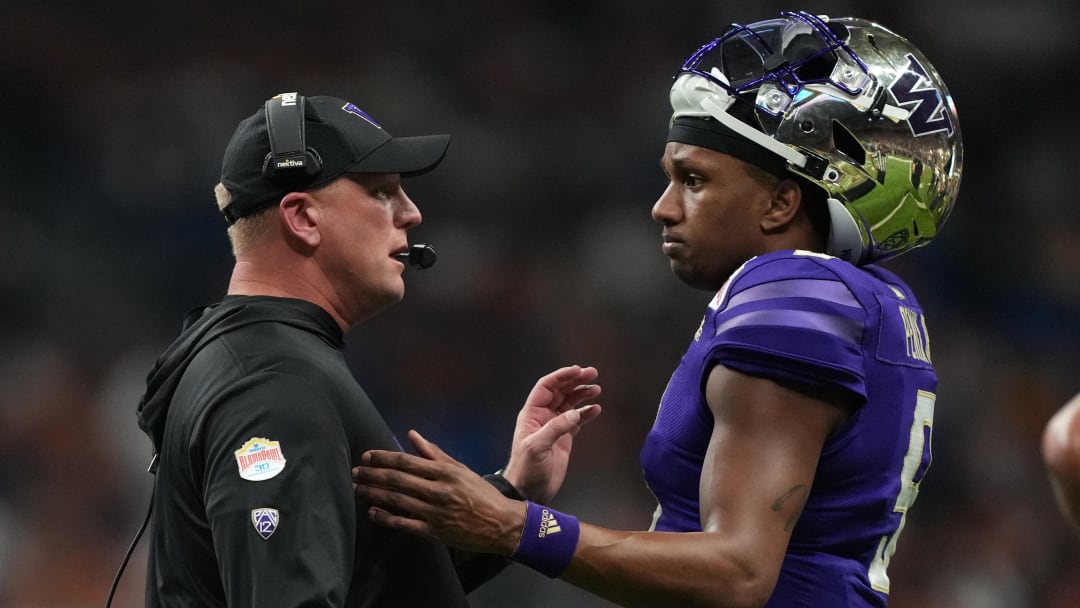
[234, 437, 287, 481]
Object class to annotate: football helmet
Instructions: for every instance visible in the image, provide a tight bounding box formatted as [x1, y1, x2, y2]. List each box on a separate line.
[669, 11, 962, 264]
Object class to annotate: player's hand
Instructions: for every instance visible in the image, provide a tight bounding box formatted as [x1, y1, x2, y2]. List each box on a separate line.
[502, 365, 602, 504]
[353, 430, 526, 555]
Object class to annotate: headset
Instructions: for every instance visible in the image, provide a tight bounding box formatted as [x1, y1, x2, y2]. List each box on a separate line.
[105, 456, 156, 607]
[261, 92, 323, 186]
[260, 92, 438, 270]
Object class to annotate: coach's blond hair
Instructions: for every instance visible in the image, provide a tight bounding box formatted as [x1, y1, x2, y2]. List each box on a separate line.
[215, 183, 274, 256]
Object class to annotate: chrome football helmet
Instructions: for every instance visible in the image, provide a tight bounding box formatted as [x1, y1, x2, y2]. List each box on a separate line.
[670, 11, 962, 264]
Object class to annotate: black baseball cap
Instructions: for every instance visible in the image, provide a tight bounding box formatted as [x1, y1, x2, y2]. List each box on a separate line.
[220, 93, 450, 223]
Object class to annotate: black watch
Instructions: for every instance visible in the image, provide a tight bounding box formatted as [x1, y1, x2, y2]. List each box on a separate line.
[483, 469, 525, 501]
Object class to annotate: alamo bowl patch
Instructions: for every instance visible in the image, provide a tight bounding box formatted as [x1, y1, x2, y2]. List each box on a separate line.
[234, 437, 287, 481]
[251, 507, 280, 540]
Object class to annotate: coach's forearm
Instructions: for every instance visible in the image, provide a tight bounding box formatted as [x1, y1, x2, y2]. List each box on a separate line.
[558, 523, 776, 608]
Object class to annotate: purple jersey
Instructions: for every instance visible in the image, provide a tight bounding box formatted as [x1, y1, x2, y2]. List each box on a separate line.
[640, 250, 936, 606]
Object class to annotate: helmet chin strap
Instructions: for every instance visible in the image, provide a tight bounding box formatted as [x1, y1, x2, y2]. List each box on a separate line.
[699, 95, 812, 170]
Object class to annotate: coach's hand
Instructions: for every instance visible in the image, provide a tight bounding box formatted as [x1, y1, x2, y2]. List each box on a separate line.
[354, 431, 526, 555]
[503, 365, 602, 504]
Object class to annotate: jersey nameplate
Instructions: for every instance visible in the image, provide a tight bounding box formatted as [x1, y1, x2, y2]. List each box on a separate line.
[875, 293, 933, 368]
[898, 305, 932, 364]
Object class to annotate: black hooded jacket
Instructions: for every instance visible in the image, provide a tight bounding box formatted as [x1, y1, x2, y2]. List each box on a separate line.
[136, 296, 505, 607]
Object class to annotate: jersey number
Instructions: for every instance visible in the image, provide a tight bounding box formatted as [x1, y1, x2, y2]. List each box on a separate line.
[868, 390, 935, 593]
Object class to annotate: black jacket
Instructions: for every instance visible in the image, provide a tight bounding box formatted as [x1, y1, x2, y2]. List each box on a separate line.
[137, 296, 505, 607]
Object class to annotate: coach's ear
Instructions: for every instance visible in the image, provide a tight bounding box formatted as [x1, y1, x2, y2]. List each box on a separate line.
[279, 192, 321, 251]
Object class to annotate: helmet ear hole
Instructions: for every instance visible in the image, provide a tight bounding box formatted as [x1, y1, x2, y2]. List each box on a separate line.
[832, 120, 866, 166]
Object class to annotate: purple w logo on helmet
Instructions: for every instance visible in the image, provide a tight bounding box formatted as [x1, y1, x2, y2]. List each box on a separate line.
[889, 54, 954, 137]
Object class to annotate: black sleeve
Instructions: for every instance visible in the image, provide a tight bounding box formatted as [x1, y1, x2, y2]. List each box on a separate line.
[450, 550, 511, 594]
[199, 371, 354, 607]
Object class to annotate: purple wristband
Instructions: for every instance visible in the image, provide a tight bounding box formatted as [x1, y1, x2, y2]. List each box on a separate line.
[509, 501, 580, 578]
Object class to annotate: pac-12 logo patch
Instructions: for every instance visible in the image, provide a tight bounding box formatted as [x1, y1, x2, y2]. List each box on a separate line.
[251, 508, 280, 540]
[234, 437, 287, 481]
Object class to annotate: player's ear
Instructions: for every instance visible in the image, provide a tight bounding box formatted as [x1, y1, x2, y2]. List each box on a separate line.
[278, 192, 321, 250]
[761, 178, 802, 232]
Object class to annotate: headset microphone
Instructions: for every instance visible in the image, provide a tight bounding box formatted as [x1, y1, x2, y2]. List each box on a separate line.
[396, 244, 437, 269]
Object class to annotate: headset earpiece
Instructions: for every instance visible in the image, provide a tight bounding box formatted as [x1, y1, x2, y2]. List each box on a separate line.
[262, 92, 322, 185]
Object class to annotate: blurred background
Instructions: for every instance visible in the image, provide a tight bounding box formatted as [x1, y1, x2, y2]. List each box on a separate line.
[2, 0, 1079, 606]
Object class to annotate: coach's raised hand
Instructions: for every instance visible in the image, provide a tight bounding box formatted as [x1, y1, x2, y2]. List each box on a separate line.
[502, 365, 602, 503]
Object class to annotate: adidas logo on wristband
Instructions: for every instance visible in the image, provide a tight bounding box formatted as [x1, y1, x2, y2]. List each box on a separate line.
[539, 508, 562, 537]
[512, 501, 580, 578]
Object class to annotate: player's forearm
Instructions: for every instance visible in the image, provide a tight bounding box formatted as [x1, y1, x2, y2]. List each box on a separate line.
[1045, 446, 1080, 533]
[1043, 395, 1080, 534]
[557, 523, 775, 608]
[1047, 475, 1080, 533]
